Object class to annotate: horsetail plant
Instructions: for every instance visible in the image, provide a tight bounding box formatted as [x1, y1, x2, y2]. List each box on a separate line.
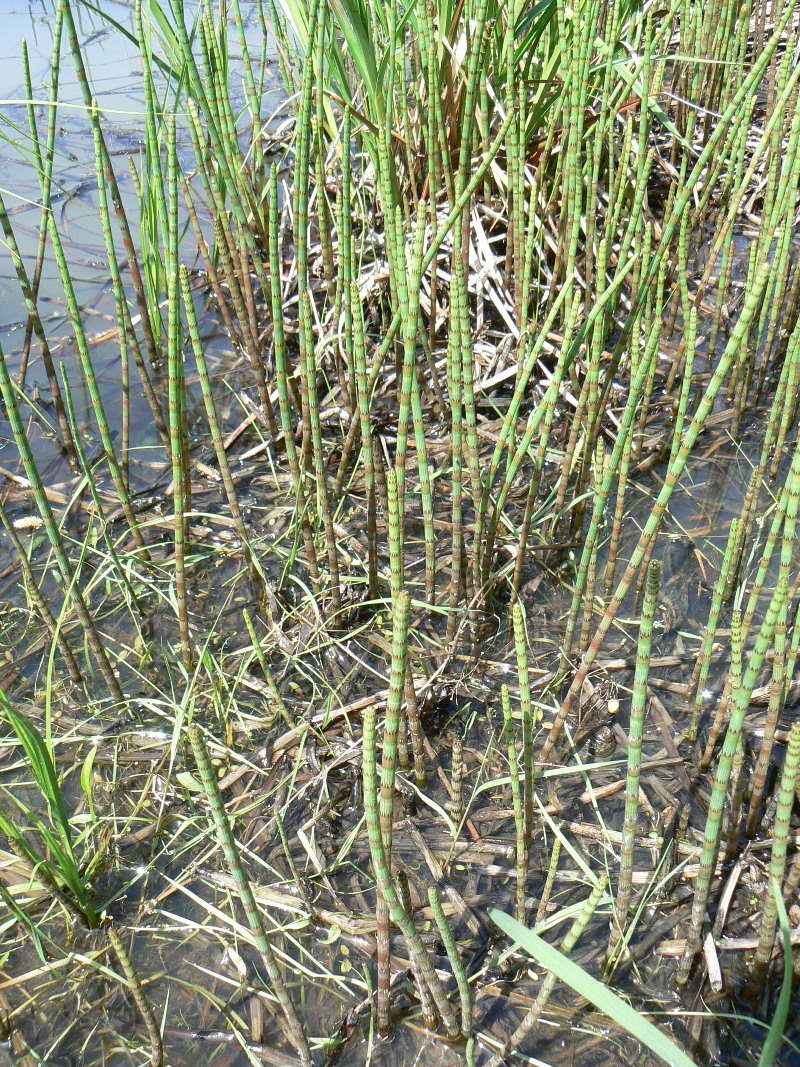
[187, 724, 311, 1064]
[0, 341, 124, 704]
[678, 574, 791, 984]
[427, 884, 473, 1048]
[745, 597, 789, 838]
[362, 590, 459, 1037]
[608, 560, 660, 967]
[375, 585, 410, 1032]
[61, 0, 160, 365]
[18, 21, 63, 399]
[268, 165, 321, 588]
[502, 685, 527, 924]
[688, 518, 740, 742]
[747, 722, 800, 992]
[392, 869, 436, 1029]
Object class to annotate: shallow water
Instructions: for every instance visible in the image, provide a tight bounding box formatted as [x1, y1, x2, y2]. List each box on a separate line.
[0, 5, 799, 1067]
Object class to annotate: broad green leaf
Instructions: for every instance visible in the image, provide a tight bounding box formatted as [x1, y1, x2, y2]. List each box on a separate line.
[0, 689, 76, 867]
[490, 909, 697, 1067]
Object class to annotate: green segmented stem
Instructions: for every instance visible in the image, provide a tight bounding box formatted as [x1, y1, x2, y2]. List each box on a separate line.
[334, 102, 515, 497]
[669, 307, 696, 468]
[375, 882, 391, 1035]
[106, 928, 163, 1067]
[300, 290, 342, 614]
[268, 166, 320, 588]
[362, 595, 459, 1037]
[486, 877, 608, 1067]
[398, 870, 438, 1031]
[542, 4, 800, 747]
[454, 252, 482, 585]
[446, 272, 465, 638]
[166, 118, 192, 672]
[36, 150, 148, 559]
[338, 110, 355, 411]
[167, 273, 191, 671]
[351, 282, 378, 599]
[168, 124, 191, 515]
[546, 247, 782, 762]
[730, 607, 743, 701]
[231, 0, 261, 167]
[745, 596, 788, 838]
[452, 0, 488, 559]
[395, 203, 436, 601]
[552, 370, 591, 547]
[292, 0, 321, 298]
[428, 884, 472, 1039]
[508, 79, 522, 316]
[561, 315, 660, 668]
[450, 736, 464, 830]
[610, 560, 660, 962]
[386, 469, 402, 599]
[771, 315, 800, 483]
[184, 100, 234, 265]
[0, 194, 74, 461]
[61, 0, 159, 364]
[535, 839, 562, 926]
[688, 518, 740, 742]
[312, 16, 335, 300]
[376, 586, 410, 1032]
[380, 589, 409, 848]
[363, 702, 459, 1036]
[210, 214, 274, 431]
[179, 2, 259, 234]
[206, 17, 248, 204]
[181, 174, 248, 358]
[723, 741, 746, 867]
[723, 490, 748, 603]
[404, 666, 427, 786]
[483, 269, 632, 589]
[481, 286, 572, 587]
[742, 381, 800, 642]
[452, 0, 489, 235]
[180, 266, 264, 603]
[502, 685, 527, 923]
[188, 725, 311, 1064]
[678, 575, 790, 984]
[604, 385, 634, 597]
[578, 452, 605, 651]
[0, 341, 123, 704]
[387, 470, 426, 782]
[19, 20, 61, 395]
[59, 369, 143, 620]
[138, 0, 172, 342]
[783, 595, 800, 706]
[512, 603, 534, 849]
[701, 607, 743, 771]
[748, 722, 800, 988]
[237, 220, 267, 421]
[420, 2, 454, 207]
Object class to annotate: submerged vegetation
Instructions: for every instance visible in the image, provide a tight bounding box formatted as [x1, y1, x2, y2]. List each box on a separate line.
[1, 0, 800, 1062]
